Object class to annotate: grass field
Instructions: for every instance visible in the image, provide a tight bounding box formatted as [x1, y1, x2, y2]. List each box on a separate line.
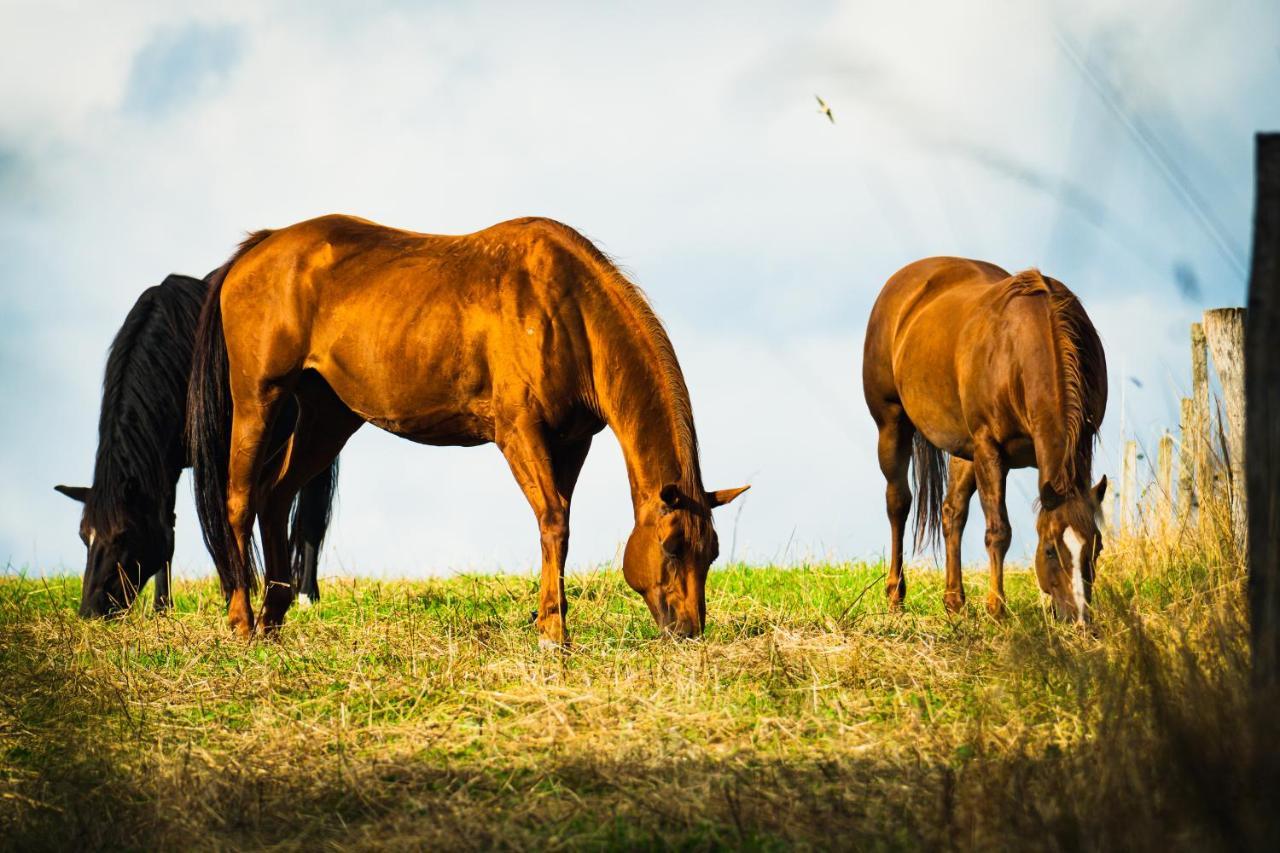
[2, 530, 1275, 850]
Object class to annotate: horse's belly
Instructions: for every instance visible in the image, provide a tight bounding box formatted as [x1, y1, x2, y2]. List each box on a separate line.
[312, 335, 496, 446]
[368, 408, 495, 446]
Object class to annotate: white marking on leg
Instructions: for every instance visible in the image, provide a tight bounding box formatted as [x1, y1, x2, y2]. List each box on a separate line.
[1063, 526, 1087, 620]
[297, 593, 313, 608]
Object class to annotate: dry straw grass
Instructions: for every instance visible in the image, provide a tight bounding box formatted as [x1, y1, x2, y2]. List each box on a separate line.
[2, 486, 1276, 850]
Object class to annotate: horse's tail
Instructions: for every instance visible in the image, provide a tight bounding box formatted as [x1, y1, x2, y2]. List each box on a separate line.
[910, 432, 947, 553]
[289, 459, 340, 600]
[187, 230, 274, 599]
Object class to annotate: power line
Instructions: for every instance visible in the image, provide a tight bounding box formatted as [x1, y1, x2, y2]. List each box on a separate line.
[1054, 29, 1248, 279]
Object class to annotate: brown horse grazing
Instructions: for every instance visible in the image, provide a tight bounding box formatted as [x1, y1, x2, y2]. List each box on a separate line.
[188, 215, 748, 643]
[862, 257, 1108, 621]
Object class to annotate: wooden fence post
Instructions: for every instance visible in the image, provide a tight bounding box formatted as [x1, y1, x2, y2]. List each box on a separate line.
[1157, 431, 1174, 531]
[1178, 397, 1195, 522]
[1191, 322, 1211, 517]
[1247, 132, 1280, 689]
[1204, 307, 1247, 555]
[1119, 439, 1138, 533]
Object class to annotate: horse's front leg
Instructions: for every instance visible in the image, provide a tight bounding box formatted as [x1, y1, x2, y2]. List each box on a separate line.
[498, 416, 572, 648]
[154, 484, 177, 613]
[972, 441, 1011, 617]
[153, 567, 171, 613]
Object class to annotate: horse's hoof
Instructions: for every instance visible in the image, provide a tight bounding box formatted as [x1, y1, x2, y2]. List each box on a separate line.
[536, 613, 569, 649]
[943, 593, 966, 614]
[296, 594, 313, 609]
[985, 597, 1006, 618]
[257, 617, 285, 639]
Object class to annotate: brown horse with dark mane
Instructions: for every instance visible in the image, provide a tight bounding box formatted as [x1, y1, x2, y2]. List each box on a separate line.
[863, 257, 1108, 621]
[188, 215, 747, 643]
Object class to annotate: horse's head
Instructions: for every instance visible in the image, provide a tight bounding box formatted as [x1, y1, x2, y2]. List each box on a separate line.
[54, 483, 174, 617]
[623, 483, 749, 638]
[1034, 476, 1107, 623]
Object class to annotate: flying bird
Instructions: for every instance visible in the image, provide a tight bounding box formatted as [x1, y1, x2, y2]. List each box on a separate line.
[815, 95, 834, 124]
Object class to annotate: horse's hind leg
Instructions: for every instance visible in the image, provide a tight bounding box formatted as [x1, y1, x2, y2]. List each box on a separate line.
[875, 404, 915, 609]
[257, 377, 362, 634]
[225, 385, 290, 638]
[256, 488, 294, 637]
[942, 458, 976, 614]
[293, 461, 337, 603]
[972, 440, 1011, 617]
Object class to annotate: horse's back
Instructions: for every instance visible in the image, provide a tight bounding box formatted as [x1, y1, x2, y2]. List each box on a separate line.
[218, 214, 605, 443]
[870, 257, 1008, 330]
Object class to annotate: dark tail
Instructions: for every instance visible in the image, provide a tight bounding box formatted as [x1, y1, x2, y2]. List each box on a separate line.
[289, 459, 339, 600]
[910, 432, 947, 553]
[186, 230, 274, 599]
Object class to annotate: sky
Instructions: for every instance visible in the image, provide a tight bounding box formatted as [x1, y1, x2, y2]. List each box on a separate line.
[1, 0, 1276, 582]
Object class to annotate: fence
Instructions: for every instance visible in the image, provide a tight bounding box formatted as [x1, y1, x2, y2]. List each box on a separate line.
[1102, 308, 1247, 556]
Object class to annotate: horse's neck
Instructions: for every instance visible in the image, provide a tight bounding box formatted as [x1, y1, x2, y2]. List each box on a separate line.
[586, 297, 701, 511]
[93, 385, 186, 517]
[1013, 318, 1076, 490]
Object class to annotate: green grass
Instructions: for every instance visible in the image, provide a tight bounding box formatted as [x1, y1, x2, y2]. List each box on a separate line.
[1, 552, 1274, 851]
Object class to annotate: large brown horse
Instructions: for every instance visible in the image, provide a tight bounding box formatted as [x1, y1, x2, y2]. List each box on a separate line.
[862, 257, 1108, 621]
[188, 215, 747, 643]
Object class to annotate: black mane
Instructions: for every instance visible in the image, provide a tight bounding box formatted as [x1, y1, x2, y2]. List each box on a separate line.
[86, 274, 207, 536]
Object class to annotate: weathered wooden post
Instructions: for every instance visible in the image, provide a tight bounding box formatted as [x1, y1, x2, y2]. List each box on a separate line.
[1178, 397, 1195, 522]
[1247, 133, 1280, 689]
[1157, 431, 1175, 531]
[1205, 307, 1247, 554]
[1119, 439, 1138, 533]
[1191, 322, 1211, 516]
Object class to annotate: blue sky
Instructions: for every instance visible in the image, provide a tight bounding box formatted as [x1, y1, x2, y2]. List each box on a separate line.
[1, 0, 1276, 580]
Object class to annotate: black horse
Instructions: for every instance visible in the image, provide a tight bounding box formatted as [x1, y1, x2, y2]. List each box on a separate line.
[56, 273, 339, 617]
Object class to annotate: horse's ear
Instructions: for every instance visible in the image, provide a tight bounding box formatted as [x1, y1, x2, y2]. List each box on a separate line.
[1039, 482, 1063, 510]
[1093, 475, 1108, 505]
[660, 484, 683, 509]
[54, 485, 90, 503]
[707, 485, 750, 508]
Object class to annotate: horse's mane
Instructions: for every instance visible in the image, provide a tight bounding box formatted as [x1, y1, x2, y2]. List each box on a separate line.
[544, 220, 704, 495]
[1004, 269, 1108, 495]
[87, 275, 207, 536]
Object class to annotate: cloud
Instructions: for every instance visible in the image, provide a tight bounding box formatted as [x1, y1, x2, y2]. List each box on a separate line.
[121, 22, 244, 119]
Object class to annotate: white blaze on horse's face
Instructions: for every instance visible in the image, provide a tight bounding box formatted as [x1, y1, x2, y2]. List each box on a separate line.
[1062, 526, 1087, 620]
